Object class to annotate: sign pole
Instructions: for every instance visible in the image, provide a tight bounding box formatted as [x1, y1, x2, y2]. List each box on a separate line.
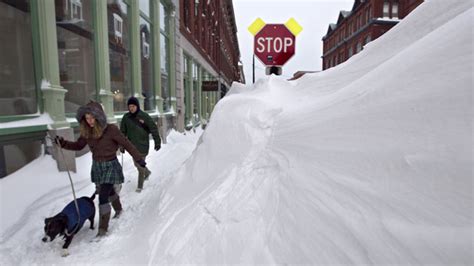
[252, 55, 255, 83]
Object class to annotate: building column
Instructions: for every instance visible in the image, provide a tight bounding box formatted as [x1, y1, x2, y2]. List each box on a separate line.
[30, 0, 68, 129]
[152, 0, 164, 114]
[185, 58, 193, 127]
[130, 0, 142, 99]
[169, 5, 178, 113]
[93, 0, 115, 123]
[211, 91, 216, 113]
[197, 66, 203, 125]
[202, 91, 207, 121]
[30, 0, 75, 172]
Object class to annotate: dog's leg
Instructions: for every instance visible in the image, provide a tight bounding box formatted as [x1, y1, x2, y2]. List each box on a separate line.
[89, 214, 95, 229]
[63, 235, 73, 250]
[61, 248, 70, 257]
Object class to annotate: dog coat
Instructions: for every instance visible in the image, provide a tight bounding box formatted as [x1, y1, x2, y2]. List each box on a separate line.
[60, 198, 94, 233]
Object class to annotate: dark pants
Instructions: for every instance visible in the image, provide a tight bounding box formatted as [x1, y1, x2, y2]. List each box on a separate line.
[98, 184, 116, 205]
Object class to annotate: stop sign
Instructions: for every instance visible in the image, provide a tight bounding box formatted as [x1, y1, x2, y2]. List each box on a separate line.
[254, 24, 295, 67]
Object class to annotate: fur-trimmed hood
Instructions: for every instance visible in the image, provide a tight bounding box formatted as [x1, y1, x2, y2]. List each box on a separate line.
[75, 101, 107, 128]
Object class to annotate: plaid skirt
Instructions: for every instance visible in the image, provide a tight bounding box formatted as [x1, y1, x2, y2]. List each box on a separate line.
[91, 158, 124, 184]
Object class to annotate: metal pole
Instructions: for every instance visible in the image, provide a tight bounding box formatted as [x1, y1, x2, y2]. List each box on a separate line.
[252, 54, 255, 83]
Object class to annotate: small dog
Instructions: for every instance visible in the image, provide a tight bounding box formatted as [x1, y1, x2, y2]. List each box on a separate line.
[42, 193, 96, 256]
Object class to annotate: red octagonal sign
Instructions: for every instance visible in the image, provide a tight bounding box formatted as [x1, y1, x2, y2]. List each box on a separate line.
[254, 24, 295, 67]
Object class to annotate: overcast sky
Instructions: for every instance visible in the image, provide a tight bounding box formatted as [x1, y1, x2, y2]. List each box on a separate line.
[233, 0, 354, 83]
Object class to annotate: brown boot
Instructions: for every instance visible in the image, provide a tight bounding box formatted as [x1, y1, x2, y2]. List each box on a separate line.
[137, 173, 145, 193]
[109, 194, 123, 219]
[97, 204, 111, 237]
[144, 167, 151, 181]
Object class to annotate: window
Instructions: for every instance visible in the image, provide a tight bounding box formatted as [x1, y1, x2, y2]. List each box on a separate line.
[142, 32, 149, 59]
[70, 0, 82, 20]
[392, 1, 399, 18]
[194, 0, 200, 41]
[356, 42, 362, 53]
[108, 0, 131, 112]
[183, 56, 189, 121]
[348, 46, 353, 58]
[0, 0, 37, 115]
[140, 1, 154, 110]
[365, 35, 371, 44]
[140, 18, 154, 110]
[383, 1, 390, 18]
[192, 63, 199, 116]
[139, 0, 150, 17]
[113, 13, 123, 41]
[194, 0, 199, 16]
[183, 0, 190, 29]
[160, 1, 171, 111]
[56, 0, 95, 113]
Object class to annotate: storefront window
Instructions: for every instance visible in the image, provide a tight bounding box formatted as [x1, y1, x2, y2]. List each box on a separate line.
[56, 0, 95, 114]
[140, 17, 154, 111]
[160, 2, 171, 111]
[108, 0, 131, 112]
[192, 64, 198, 115]
[183, 55, 189, 109]
[0, 0, 37, 116]
[139, 0, 149, 17]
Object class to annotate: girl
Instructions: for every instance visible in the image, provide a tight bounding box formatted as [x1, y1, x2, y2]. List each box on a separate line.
[56, 101, 147, 236]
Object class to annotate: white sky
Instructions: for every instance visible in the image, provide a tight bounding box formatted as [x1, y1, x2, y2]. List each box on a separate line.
[233, 0, 354, 82]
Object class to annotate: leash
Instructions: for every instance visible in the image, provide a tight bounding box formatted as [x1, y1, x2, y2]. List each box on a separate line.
[47, 135, 81, 236]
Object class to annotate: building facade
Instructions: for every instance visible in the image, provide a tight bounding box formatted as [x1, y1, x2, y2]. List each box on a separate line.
[177, 0, 242, 130]
[322, 0, 424, 70]
[0, 0, 243, 178]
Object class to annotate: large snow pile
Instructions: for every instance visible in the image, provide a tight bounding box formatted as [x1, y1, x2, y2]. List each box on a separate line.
[0, 0, 472, 265]
[150, 1, 473, 265]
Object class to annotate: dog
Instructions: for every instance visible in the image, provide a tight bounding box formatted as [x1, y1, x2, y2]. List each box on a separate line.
[42, 193, 96, 257]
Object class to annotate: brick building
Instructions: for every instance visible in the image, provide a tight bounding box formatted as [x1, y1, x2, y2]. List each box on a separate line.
[322, 0, 424, 70]
[178, 0, 242, 129]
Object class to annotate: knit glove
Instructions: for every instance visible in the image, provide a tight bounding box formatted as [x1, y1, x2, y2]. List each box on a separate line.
[54, 136, 65, 147]
[154, 143, 161, 151]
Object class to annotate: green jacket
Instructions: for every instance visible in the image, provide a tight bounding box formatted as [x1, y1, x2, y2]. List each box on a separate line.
[120, 110, 161, 155]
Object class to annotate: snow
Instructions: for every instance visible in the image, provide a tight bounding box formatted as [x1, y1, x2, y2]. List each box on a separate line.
[1, 113, 53, 129]
[41, 79, 51, 90]
[1, 0, 473, 265]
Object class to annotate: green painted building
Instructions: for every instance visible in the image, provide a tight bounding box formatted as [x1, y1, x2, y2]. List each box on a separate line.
[0, 0, 243, 178]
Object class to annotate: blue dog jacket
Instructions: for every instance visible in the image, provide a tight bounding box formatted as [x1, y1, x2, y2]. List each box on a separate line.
[61, 198, 94, 233]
